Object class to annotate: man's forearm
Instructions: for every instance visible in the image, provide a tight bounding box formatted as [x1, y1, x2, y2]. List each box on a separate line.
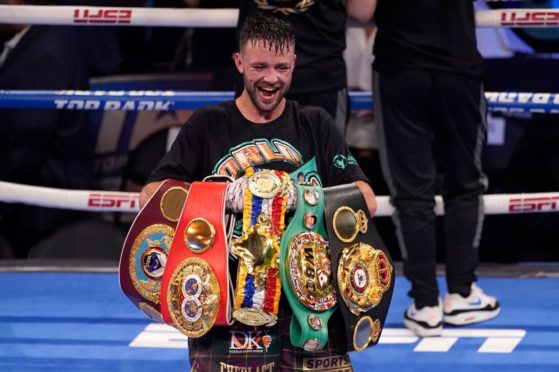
[139, 180, 164, 208]
[353, 180, 377, 217]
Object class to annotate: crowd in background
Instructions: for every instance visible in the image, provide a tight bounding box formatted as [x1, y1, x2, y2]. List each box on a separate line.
[0, 0, 558, 264]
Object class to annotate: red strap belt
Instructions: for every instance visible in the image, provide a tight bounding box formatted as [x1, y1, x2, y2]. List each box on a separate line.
[160, 181, 232, 338]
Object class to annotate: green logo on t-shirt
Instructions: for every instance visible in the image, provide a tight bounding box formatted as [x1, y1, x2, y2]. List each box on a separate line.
[213, 138, 303, 178]
[333, 154, 357, 169]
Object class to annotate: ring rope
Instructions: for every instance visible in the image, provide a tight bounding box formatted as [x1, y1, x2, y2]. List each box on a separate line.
[1, 181, 558, 217]
[0, 181, 140, 213]
[1, 90, 558, 114]
[0, 5, 557, 28]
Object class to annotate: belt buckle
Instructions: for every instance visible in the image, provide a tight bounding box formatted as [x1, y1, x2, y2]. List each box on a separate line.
[232, 307, 278, 327]
[248, 169, 288, 198]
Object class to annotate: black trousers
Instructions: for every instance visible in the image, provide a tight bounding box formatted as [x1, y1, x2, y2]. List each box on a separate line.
[374, 69, 488, 308]
[288, 88, 349, 137]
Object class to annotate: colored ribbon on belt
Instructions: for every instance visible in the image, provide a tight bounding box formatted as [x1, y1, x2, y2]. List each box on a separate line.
[160, 181, 232, 338]
[324, 183, 394, 352]
[280, 183, 337, 351]
[119, 179, 190, 323]
[230, 167, 289, 327]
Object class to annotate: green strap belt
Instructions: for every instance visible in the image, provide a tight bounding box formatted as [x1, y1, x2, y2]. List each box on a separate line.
[280, 184, 337, 351]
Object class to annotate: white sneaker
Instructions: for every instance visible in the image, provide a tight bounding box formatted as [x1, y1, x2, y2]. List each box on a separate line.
[403, 299, 443, 337]
[444, 283, 501, 325]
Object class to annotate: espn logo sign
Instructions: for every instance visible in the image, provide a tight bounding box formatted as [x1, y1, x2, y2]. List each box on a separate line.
[88, 193, 139, 210]
[73, 8, 132, 24]
[509, 196, 559, 213]
[501, 10, 559, 26]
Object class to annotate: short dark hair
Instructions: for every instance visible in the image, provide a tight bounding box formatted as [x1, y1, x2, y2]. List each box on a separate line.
[238, 13, 295, 55]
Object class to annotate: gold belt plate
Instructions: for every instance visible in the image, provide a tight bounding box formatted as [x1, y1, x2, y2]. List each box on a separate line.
[286, 231, 337, 311]
[337, 243, 393, 315]
[167, 257, 220, 338]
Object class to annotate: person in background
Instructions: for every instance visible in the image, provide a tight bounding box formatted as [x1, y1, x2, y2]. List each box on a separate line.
[237, 0, 365, 136]
[348, 0, 500, 336]
[343, 26, 383, 191]
[140, 14, 375, 371]
[0, 0, 121, 258]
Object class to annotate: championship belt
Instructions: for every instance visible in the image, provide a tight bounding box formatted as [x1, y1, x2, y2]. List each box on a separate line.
[280, 183, 337, 351]
[119, 179, 190, 323]
[160, 181, 233, 338]
[230, 167, 290, 327]
[324, 184, 394, 352]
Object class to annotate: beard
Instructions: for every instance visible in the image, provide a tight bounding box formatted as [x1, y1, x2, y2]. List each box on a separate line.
[244, 77, 291, 114]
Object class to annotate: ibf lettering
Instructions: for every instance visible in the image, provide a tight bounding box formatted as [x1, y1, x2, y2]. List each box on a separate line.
[509, 197, 559, 212]
[501, 10, 559, 26]
[88, 193, 139, 209]
[73, 8, 132, 24]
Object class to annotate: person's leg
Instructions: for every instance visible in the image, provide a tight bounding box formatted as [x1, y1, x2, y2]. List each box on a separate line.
[432, 72, 500, 325]
[374, 69, 439, 309]
[432, 73, 487, 296]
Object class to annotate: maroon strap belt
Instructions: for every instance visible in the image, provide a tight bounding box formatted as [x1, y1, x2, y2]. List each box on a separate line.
[119, 179, 190, 323]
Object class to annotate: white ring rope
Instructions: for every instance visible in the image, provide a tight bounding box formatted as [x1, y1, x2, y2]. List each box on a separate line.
[0, 181, 140, 213]
[1, 181, 558, 217]
[0, 6, 238, 28]
[476, 8, 559, 28]
[0, 5, 558, 28]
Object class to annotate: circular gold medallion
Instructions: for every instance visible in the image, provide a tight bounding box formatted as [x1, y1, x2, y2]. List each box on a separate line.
[287, 231, 337, 311]
[248, 170, 284, 198]
[353, 316, 374, 351]
[129, 224, 174, 303]
[332, 206, 368, 243]
[185, 218, 216, 253]
[167, 257, 220, 338]
[337, 243, 393, 315]
[160, 186, 188, 222]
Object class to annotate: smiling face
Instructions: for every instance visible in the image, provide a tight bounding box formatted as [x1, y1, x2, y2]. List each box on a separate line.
[234, 39, 296, 121]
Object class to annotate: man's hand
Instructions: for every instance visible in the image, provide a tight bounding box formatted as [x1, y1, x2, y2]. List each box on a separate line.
[353, 180, 377, 217]
[139, 180, 164, 209]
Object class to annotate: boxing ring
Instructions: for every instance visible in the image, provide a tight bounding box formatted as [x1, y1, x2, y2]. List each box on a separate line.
[1, 3, 559, 372]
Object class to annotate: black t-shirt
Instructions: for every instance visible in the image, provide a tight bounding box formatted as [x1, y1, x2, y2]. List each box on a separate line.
[373, 0, 483, 78]
[238, 0, 347, 93]
[148, 100, 367, 186]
